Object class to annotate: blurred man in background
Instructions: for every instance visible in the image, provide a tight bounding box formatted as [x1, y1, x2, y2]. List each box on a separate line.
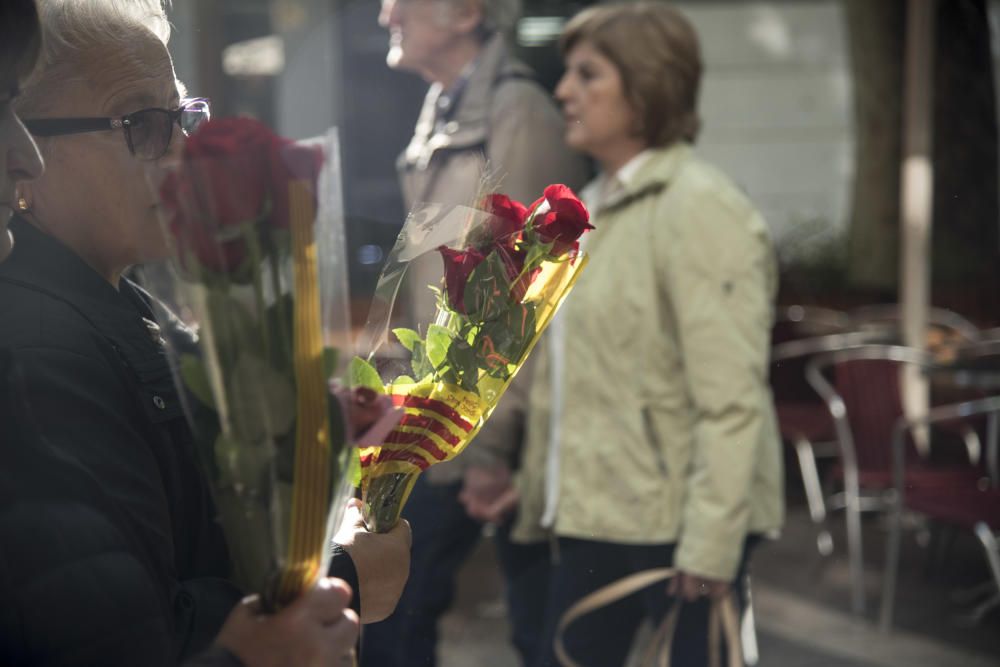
[362, 1, 588, 665]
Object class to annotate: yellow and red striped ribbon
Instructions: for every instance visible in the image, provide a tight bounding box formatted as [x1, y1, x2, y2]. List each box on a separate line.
[276, 180, 332, 604]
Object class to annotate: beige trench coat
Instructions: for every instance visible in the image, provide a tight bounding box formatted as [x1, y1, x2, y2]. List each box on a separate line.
[512, 144, 784, 581]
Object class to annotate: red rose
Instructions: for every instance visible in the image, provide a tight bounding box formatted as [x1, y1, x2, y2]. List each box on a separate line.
[162, 170, 249, 274]
[160, 118, 325, 275]
[438, 246, 486, 314]
[530, 184, 593, 256]
[182, 118, 275, 228]
[483, 194, 528, 248]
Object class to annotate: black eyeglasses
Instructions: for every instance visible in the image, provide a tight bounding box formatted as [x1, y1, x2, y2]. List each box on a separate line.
[23, 98, 211, 161]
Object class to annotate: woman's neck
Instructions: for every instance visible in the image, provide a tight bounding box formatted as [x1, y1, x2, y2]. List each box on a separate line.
[596, 140, 648, 177]
[29, 217, 123, 289]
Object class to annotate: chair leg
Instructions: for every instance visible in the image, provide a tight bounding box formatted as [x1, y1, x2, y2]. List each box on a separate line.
[741, 573, 759, 666]
[878, 498, 904, 632]
[793, 436, 834, 556]
[794, 436, 827, 523]
[845, 480, 866, 615]
[974, 522, 1000, 598]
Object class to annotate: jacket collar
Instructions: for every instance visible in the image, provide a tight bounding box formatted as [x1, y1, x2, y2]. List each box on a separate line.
[403, 33, 533, 169]
[599, 142, 692, 215]
[0, 217, 161, 353]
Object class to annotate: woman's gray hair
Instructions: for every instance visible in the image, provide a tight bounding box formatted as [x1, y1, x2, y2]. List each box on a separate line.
[18, 0, 172, 114]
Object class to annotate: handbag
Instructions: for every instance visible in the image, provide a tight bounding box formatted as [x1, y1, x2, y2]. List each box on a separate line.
[554, 568, 743, 667]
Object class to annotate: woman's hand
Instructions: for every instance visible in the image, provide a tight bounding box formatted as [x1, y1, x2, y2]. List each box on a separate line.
[459, 465, 519, 524]
[213, 578, 359, 667]
[667, 571, 731, 602]
[330, 383, 404, 446]
[334, 498, 412, 623]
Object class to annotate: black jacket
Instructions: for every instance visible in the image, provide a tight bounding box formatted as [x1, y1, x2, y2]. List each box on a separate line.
[0, 219, 361, 665]
[0, 218, 241, 665]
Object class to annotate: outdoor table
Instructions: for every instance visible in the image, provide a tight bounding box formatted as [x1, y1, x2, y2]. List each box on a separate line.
[928, 349, 1000, 487]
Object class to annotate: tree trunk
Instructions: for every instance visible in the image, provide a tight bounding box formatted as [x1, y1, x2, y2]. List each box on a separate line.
[844, 0, 906, 294]
[931, 0, 1000, 325]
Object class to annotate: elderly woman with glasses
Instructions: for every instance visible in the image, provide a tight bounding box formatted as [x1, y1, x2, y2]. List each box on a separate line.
[0, 1, 414, 665]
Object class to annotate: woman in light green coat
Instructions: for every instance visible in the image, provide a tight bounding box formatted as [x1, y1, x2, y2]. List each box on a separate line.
[499, 4, 785, 665]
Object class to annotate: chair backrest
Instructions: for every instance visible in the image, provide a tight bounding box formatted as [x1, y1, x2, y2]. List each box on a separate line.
[770, 305, 852, 403]
[807, 346, 931, 477]
[833, 359, 906, 474]
[849, 304, 981, 346]
[771, 331, 889, 404]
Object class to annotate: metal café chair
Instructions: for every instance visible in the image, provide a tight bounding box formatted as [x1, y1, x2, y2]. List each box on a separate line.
[805, 345, 985, 615]
[770, 326, 891, 556]
[879, 395, 1000, 632]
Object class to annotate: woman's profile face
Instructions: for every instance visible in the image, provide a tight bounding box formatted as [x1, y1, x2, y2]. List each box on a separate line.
[555, 40, 640, 160]
[0, 79, 44, 263]
[23, 33, 181, 280]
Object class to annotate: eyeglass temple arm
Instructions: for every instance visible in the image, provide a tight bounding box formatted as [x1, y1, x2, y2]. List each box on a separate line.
[22, 117, 120, 137]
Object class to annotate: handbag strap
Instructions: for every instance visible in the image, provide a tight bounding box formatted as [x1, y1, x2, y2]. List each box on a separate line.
[553, 568, 744, 667]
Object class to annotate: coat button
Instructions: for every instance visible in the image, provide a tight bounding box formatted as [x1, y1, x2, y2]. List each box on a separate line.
[153, 396, 167, 410]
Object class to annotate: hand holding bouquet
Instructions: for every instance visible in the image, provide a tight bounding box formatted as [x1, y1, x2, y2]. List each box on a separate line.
[353, 185, 592, 532]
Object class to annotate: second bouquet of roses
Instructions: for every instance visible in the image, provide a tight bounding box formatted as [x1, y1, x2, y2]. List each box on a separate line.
[353, 185, 592, 532]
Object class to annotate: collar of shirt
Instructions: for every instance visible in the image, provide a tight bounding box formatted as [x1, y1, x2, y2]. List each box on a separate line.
[580, 149, 654, 216]
[433, 59, 479, 130]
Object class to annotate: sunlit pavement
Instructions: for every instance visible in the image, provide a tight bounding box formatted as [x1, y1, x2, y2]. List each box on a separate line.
[436, 501, 1000, 666]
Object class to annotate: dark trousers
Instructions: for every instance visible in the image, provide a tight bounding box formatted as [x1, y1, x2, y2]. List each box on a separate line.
[360, 477, 550, 667]
[531, 537, 756, 667]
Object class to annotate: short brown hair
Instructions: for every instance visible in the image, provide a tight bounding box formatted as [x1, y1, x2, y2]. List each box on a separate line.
[560, 2, 702, 147]
[0, 0, 42, 88]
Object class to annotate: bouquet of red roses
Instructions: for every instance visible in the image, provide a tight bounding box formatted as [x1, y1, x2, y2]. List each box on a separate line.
[352, 185, 592, 532]
[146, 118, 355, 609]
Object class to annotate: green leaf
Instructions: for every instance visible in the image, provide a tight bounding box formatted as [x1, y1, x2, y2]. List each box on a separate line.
[229, 354, 298, 443]
[525, 242, 552, 270]
[410, 340, 433, 380]
[347, 448, 362, 487]
[464, 250, 513, 322]
[425, 324, 453, 369]
[349, 356, 385, 394]
[445, 338, 481, 392]
[392, 327, 422, 352]
[179, 353, 216, 409]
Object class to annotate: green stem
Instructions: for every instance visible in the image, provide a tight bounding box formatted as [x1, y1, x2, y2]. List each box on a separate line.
[246, 227, 271, 359]
[268, 250, 292, 369]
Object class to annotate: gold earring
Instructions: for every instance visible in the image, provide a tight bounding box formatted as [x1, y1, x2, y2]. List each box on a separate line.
[16, 197, 29, 212]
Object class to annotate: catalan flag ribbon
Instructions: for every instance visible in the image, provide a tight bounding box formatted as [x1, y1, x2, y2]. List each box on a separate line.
[355, 186, 592, 532]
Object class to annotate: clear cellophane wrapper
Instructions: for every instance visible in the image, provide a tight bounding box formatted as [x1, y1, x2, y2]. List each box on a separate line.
[143, 126, 355, 610]
[355, 200, 588, 532]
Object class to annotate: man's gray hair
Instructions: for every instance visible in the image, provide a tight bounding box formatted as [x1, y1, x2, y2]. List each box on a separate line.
[18, 0, 172, 113]
[442, 0, 521, 38]
[476, 0, 522, 35]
